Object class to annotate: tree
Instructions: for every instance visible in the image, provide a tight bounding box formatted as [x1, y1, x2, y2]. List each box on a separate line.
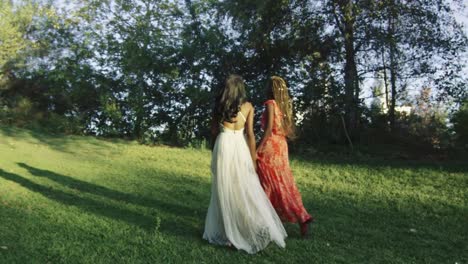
[79, 0, 182, 139]
[364, 0, 467, 130]
[326, 0, 361, 133]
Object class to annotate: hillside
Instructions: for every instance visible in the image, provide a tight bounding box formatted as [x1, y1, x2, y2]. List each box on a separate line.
[0, 126, 466, 263]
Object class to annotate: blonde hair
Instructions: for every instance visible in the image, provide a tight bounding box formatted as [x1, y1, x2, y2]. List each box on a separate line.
[266, 76, 296, 139]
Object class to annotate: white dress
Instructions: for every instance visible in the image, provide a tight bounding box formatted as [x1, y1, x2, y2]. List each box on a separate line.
[203, 112, 287, 254]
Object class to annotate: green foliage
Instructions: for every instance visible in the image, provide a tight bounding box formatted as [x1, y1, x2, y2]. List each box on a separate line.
[0, 1, 59, 76]
[452, 99, 468, 149]
[402, 112, 450, 149]
[0, 0, 466, 149]
[362, 87, 454, 152]
[0, 1, 32, 72]
[0, 96, 82, 135]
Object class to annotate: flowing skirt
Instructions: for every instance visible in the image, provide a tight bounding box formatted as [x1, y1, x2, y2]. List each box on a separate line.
[257, 134, 312, 224]
[203, 128, 287, 254]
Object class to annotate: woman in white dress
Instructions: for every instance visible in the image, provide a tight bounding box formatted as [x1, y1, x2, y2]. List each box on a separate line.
[203, 74, 287, 254]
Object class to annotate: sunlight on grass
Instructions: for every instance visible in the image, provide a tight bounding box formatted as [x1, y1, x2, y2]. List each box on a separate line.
[0, 125, 467, 263]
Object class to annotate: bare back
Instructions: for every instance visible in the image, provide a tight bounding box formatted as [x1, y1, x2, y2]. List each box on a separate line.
[222, 102, 252, 131]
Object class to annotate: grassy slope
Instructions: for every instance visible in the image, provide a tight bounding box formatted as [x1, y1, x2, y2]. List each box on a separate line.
[0, 125, 466, 263]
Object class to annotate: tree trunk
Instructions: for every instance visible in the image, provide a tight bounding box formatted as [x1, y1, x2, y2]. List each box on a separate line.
[133, 80, 144, 140]
[381, 47, 389, 111]
[342, 1, 359, 134]
[388, 3, 398, 131]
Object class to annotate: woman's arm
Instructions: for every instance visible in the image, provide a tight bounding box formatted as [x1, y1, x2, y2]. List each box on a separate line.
[245, 103, 257, 166]
[257, 103, 274, 149]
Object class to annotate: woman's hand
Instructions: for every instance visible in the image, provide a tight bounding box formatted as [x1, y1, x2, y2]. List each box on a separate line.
[257, 141, 265, 152]
[253, 153, 259, 171]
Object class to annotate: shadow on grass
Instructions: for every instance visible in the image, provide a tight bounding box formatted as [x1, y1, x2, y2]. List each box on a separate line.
[0, 168, 157, 228]
[291, 154, 468, 174]
[1, 163, 466, 262]
[5, 163, 210, 240]
[0, 166, 208, 240]
[16, 163, 199, 218]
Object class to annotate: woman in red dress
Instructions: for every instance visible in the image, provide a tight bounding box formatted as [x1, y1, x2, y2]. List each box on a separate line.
[256, 76, 314, 237]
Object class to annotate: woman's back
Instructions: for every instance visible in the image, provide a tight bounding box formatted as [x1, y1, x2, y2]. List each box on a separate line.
[221, 102, 251, 131]
[256, 76, 313, 237]
[261, 100, 286, 137]
[204, 101, 287, 254]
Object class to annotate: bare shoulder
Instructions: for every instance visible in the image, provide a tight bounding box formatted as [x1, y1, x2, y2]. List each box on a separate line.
[241, 101, 253, 111]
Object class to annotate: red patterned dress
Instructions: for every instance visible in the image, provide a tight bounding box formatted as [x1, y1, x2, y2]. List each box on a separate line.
[256, 100, 313, 224]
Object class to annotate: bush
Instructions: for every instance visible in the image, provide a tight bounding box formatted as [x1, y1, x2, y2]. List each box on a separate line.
[0, 96, 83, 134]
[451, 99, 468, 149]
[38, 113, 83, 135]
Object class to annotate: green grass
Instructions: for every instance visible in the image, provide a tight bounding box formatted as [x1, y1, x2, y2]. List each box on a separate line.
[0, 125, 467, 263]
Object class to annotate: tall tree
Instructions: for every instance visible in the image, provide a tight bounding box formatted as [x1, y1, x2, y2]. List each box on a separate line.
[81, 0, 182, 139]
[364, 0, 467, 130]
[327, 0, 361, 133]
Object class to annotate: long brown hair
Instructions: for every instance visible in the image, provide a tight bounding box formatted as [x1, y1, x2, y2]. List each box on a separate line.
[214, 74, 247, 123]
[265, 76, 296, 139]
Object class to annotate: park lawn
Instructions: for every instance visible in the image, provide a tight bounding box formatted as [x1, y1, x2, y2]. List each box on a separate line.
[0, 125, 466, 263]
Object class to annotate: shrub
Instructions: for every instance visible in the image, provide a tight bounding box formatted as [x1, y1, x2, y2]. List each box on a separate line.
[452, 99, 468, 149]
